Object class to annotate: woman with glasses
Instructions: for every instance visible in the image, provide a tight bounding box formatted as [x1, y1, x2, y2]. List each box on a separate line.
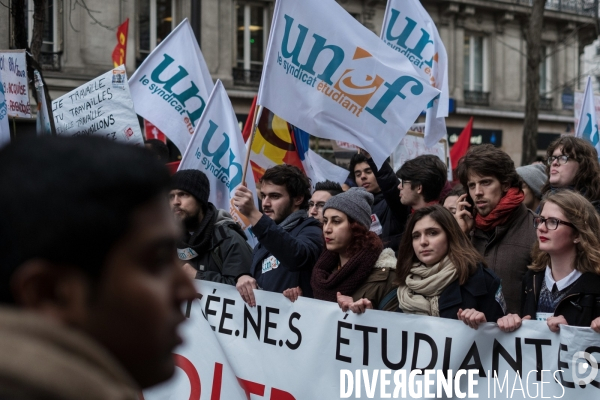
[498, 191, 600, 333]
[284, 188, 399, 310]
[541, 136, 600, 212]
[341, 205, 506, 330]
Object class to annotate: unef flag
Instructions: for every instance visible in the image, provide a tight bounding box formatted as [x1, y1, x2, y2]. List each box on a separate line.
[576, 76, 600, 160]
[112, 19, 129, 67]
[257, 0, 440, 168]
[178, 80, 258, 245]
[130, 19, 214, 155]
[382, 0, 449, 147]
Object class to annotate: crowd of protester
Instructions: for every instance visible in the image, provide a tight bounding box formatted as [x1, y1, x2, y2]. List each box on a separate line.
[2, 134, 600, 397]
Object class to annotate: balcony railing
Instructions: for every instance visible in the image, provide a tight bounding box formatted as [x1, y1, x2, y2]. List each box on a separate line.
[233, 68, 262, 87]
[39, 52, 61, 71]
[539, 97, 553, 111]
[493, 0, 598, 17]
[464, 90, 491, 106]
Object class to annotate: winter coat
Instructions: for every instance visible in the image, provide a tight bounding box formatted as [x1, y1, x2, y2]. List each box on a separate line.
[368, 158, 410, 252]
[250, 214, 324, 297]
[178, 208, 253, 285]
[521, 270, 600, 326]
[470, 203, 536, 315]
[395, 263, 506, 322]
[351, 248, 398, 311]
[0, 307, 139, 400]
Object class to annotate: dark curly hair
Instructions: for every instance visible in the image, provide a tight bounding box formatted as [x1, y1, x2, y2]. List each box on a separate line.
[260, 164, 312, 210]
[456, 144, 521, 190]
[345, 218, 383, 257]
[541, 136, 600, 202]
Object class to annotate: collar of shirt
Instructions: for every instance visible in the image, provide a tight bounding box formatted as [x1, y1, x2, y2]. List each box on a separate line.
[544, 266, 582, 292]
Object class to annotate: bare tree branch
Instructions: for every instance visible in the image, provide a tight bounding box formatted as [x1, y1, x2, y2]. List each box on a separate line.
[68, 0, 117, 32]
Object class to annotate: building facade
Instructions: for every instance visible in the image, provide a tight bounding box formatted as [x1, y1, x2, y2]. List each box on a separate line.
[2, 0, 598, 163]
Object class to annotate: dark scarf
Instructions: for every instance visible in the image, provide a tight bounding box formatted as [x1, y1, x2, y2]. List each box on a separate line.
[279, 209, 307, 231]
[178, 203, 217, 256]
[475, 187, 524, 231]
[311, 235, 383, 302]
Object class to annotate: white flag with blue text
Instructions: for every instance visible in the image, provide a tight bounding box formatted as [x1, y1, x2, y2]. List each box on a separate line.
[382, 0, 449, 148]
[575, 76, 600, 159]
[178, 80, 258, 246]
[130, 19, 214, 155]
[257, 0, 440, 168]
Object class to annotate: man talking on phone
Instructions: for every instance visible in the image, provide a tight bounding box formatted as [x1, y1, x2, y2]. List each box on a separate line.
[454, 144, 536, 315]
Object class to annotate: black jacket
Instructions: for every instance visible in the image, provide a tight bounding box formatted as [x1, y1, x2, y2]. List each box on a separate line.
[250, 213, 324, 297]
[178, 208, 253, 285]
[368, 158, 410, 252]
[396, 264, 506, 322]
[521, 270, 600, 326]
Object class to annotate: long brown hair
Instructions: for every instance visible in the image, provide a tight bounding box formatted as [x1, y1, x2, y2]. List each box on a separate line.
[395, 205, 484, 286]
[541, 136, 600, 202]
[530, 191, 600, 274]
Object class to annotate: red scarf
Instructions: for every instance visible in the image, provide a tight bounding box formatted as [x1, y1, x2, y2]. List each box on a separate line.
[475, 187, 524, 231]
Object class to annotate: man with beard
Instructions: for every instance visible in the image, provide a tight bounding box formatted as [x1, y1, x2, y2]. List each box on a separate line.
[169, 169, 252, 285]
[233, 165, 324, 306]
[454, 144, 536, 315]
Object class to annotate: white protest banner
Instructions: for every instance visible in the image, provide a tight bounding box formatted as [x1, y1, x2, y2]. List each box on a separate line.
[257, 0, 440, 168]
[575, 77, 600, 159]
[0, 50, 31, 118]
[144, 281, 600, 400]
[382, 0, 449, 147]
[52, 66, 144, 145]
[178, 80, 258, 246]
[130, 19, 214, 155]
[34, 70, 52, 135]
[391, 131, 450, 180]
[0, 72, 10, 147]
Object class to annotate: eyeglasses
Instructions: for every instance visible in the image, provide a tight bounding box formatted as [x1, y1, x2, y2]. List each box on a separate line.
[399, 180, 412, 188]
[533, 216, 576, 230]
[547, 155, 571, 165]
[308, 201, 326, 210]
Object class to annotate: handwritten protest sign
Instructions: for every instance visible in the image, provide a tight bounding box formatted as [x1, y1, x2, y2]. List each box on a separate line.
[0, 50, 32, 118]
[392, 131, 449, 179]
[51, 66, 143, 145]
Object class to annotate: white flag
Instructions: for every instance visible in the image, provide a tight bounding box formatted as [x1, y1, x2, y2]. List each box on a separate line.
[575, 76, 600, 160]
[179, 80, 258, 246]
[52, 66, 144, 145]
[0, 72, 9, 148]
[382, 0, 449, 147]
[34, 70, 52, 135]
[130, 19, 214, 155]
[257, 0, 440, 168]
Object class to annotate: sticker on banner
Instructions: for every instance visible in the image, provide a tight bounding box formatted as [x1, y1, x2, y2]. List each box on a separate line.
[112, 69, 126, 89]
[262, 255, 280, 274]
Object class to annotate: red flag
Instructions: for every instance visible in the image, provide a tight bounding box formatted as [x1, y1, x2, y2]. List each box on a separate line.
[450, 117, 474, 171]
[143, 119, 166, 143]
[242, 96, 258, 142]
[112, 19, 129, 67]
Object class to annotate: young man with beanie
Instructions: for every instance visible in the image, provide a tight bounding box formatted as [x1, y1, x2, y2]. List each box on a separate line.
[0, 136, 195, 398]
[516, 164, 547, 211]
[169, 169, 253, 285]
[454, 144, 536, 315]
[309, 180, 344, 223]
[233, 165, 324, 306]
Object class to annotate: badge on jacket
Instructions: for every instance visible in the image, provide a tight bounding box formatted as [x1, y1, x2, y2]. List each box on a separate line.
[495, 285, 507, 314]
[177, 247, 198, 261]
[262, 255, 280, 274]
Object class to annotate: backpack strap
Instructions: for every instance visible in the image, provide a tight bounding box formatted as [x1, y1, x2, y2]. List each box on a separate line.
[378, 289, 398, 310]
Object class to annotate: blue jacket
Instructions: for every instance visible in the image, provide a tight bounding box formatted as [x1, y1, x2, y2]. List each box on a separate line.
[250, 214, 324, 297]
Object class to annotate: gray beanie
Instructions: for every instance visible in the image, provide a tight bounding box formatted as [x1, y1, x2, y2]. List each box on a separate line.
[516, 164, 547, 199]
[322, 187, 373, 229]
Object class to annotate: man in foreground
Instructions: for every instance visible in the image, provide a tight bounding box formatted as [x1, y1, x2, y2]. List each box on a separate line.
[0, 137, 196, 399]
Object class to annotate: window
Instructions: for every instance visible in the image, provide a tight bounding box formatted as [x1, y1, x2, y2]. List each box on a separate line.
[233, 1, 269, 85]
[539, 46, 551, 97]
[138, 0, 175, 66]
[463, 34, 488, 93]
[25, 0, 59, 53]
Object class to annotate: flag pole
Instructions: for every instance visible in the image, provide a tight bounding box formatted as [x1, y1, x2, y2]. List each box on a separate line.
[241, 104, 263, 186]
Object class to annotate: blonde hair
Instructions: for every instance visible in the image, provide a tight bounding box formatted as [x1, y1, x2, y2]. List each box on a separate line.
[530, 190, 600, 274]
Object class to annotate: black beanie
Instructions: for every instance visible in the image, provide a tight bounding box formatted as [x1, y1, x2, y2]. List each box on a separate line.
[170, 169, 210, 208]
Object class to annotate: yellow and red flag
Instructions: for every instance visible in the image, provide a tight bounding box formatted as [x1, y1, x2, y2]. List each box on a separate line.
[112, 19, 129, 67]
